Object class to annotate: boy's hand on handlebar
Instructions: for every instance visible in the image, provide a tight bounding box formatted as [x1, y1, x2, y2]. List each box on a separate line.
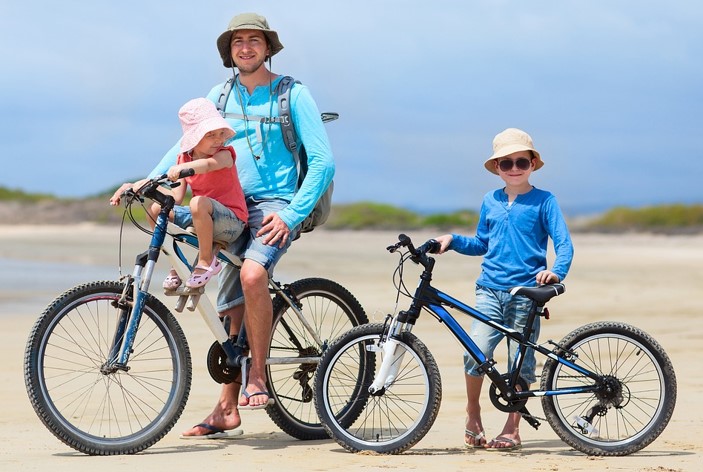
[434, 234, 454, 254]
[536, 270, 559, 285]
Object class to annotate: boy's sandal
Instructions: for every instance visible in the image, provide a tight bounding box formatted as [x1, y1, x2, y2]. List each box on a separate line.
[162, 273, 182, 290]
[464, 429, 486, 448]
[486, 436, 522, 451]
[186, 257, 222, 288]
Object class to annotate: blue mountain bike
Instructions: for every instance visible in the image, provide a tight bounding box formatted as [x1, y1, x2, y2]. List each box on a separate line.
[24, 172, 368, 455]
[314, 234, 676, 456]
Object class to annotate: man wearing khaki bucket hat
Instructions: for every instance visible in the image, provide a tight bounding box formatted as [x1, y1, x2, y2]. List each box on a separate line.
[115, 12, 335, 438]
[432, 128, 574, 450]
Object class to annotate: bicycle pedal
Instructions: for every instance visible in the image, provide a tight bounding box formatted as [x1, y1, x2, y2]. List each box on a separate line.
[186, 294, 201, 311]
[174, 295, 187, 313]
[163, 286, 204, 296]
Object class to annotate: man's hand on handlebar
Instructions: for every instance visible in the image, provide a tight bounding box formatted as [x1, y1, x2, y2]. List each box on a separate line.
[109, 181, 142, 206]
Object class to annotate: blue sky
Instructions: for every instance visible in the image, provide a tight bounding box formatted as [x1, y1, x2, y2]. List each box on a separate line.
[1, 1, 701, 215]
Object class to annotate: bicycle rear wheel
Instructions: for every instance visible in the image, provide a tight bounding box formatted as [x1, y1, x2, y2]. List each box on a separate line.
[266, 278, 368, 439]
[541, 321, 676, 456]
[315, 323, 442, 454]
[24, 281, 191, 455]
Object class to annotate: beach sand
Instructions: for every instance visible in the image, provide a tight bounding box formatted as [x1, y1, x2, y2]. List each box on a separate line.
[1, 225, 701, 471]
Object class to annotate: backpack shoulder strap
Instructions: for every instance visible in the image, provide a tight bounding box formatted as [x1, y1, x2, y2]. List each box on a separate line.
[216, 77, 234, 116]
[277, 76, 301, 160]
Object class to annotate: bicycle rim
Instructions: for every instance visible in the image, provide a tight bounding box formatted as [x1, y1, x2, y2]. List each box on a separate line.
[25, 282, 191, 454]
[267, 278, 367, 439]
[319, 329, 440, 453]
[545, 331, 668, 450]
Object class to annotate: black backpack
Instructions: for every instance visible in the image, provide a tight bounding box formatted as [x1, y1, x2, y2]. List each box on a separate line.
[216, 75, 336, 234]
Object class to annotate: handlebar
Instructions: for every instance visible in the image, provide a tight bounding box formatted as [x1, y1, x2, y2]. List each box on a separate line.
[122, 168, 196, 210]
[387, 234, 440, 269]
[387, 234, 440, 256]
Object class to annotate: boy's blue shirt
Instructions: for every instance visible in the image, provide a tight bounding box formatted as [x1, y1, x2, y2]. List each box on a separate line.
[449, 187, 574, 290]
[149, 76, 335, 230]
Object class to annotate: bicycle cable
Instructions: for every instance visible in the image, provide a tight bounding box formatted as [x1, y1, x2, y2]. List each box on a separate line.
[392, 250, 416, 302]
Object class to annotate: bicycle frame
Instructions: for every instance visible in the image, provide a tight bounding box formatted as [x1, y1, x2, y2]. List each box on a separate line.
[108, 191, 322, 376]
[373, 247, 604, 409]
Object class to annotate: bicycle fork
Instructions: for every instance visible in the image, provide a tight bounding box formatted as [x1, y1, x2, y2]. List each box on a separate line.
[104, 258, 153, 372]
[367, 315, 411, 395]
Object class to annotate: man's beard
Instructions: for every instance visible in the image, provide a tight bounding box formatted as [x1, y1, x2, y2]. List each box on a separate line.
[234, 57, 267, 75]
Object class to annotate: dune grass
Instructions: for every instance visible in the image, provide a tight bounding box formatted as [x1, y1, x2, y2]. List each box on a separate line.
[1, 185, 701, 232]
[585, 204, 703, 232]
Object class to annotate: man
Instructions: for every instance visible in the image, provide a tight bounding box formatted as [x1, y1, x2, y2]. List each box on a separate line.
[150, 12, 334, 437]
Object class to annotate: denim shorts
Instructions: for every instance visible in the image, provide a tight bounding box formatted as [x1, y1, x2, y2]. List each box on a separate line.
[173, 199, 246, 246]
[463, 284, 539, 384]
[216, 198, 299, 312]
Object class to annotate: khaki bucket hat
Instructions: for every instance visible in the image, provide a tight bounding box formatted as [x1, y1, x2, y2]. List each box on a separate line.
[216, 13, 284, 68]
[483, 128, 544, 174]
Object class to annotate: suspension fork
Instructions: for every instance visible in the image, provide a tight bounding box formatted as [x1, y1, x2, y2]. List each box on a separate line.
[367, 314, 412, 394]
[107, 210, 171, 370]
[367, 261, 436, 394]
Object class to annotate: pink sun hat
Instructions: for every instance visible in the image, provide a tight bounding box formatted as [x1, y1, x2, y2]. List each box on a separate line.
[179, 98, 235, 153]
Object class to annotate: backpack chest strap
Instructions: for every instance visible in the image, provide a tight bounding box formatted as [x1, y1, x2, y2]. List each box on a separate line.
[222, 113, 286, 146]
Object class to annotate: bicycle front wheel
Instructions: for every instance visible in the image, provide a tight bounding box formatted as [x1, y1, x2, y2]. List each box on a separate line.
[266, 277, 368, 440]
[24, 281, 192, 455]
[541, 321, 676, 456]
[315, 323, 442, 454]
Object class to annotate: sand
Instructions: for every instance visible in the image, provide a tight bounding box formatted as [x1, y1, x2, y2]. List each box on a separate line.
[0, 225, 701, 471]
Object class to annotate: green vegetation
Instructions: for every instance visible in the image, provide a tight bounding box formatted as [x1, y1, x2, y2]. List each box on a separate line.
[586, 204, 703, 232]
[326, 201, 478, 230]
[0, 186, 56, 202]
[1, 185, 702, 232]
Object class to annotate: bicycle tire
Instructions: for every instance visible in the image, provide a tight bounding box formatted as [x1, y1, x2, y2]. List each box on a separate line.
[315, 323, 442, 454]
[266, 277, 368, 440]
[541, 321, 676, 456]
[24, 281, 192, 455]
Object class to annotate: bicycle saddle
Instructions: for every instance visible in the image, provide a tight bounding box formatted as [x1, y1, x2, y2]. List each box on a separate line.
[510, 283, 565, 305]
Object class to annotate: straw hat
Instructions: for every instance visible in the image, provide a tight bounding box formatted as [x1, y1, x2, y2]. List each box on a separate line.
[179, 98, 235, 153]
[484, 128, 544, 174]
[216, 13, 284, 68]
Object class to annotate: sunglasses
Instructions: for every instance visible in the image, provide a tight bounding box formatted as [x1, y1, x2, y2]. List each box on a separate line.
[497, 157, 533, 172]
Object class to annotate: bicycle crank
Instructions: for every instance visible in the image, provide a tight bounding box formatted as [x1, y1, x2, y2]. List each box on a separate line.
[207, 341, 241, 384]
[489, 374, 529, 412]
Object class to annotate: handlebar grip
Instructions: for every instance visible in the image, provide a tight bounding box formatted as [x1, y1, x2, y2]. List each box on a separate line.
[179, 168, 195, 178]
[419, 239, 441, 254]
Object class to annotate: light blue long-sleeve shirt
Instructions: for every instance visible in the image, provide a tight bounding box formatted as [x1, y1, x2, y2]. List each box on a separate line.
[449, 187, 574, 290]
[149, 75, 335, 230]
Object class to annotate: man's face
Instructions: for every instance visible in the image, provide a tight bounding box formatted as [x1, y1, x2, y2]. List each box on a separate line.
[230, 30, 270, 74]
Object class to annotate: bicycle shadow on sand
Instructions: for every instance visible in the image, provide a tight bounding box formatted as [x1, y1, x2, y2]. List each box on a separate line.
[403, 438, 694, 458]
[53, 436, 694, 458]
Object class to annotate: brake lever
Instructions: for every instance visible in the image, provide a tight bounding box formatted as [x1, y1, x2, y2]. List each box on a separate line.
[387, 242, 402, 253]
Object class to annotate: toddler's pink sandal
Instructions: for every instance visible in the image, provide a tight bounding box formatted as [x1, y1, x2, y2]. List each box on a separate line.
[162, 272, 182, 290]
[186, 257, 222, 288]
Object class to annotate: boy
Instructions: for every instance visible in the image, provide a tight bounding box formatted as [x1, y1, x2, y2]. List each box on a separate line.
[434, 128, 574, 450]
